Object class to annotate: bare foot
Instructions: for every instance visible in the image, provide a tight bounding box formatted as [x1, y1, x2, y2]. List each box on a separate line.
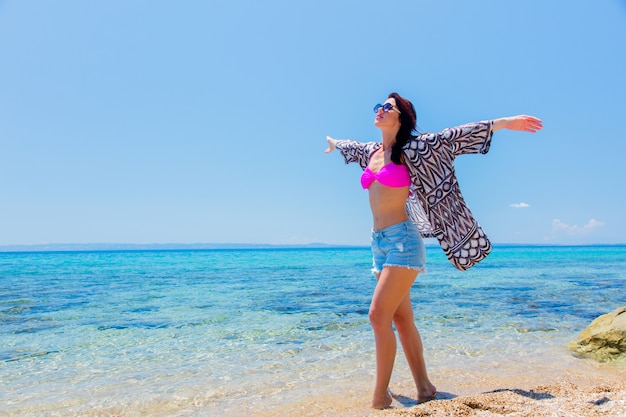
[417, 384, 437, 404]
[371, 390, 393, 409]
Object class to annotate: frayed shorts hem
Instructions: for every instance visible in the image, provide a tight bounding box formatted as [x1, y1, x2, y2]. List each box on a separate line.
[371, 264, 427, 275]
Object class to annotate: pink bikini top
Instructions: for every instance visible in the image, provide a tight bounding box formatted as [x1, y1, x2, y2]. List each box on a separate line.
[360, 162, 411, 189]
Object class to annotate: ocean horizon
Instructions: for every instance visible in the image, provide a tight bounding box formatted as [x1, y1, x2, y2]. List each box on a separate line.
[2, 241, 625, 253]
[1, 244, 625, 416]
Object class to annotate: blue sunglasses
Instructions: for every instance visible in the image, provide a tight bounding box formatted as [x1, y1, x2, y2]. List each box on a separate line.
[373, 103, 401, 114]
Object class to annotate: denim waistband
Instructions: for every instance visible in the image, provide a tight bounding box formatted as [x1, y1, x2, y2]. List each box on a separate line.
[371, 220, 414, 238]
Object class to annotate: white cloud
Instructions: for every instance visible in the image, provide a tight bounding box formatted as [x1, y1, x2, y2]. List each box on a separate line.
[552, 218, 605, 235]
[510, 202, 530, 208]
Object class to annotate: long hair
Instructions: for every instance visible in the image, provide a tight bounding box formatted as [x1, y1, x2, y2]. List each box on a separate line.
[388, 92, 417, 165]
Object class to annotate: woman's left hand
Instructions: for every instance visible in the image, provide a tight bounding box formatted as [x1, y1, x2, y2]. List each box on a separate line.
[494, 115, 543, 133]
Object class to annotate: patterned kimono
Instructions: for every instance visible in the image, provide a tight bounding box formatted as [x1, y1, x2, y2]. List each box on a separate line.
[335, 121, 494, 271]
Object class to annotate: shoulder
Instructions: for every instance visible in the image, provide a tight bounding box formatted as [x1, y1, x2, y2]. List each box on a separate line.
[403, 133, 437, 150]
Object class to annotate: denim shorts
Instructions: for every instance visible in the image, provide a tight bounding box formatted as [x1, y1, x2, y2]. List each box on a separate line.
[371, 220, 426, 274]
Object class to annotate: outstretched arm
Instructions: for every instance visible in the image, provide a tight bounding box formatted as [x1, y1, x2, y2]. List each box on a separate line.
[492, 115, 543, 133]
[324, 136, 380, 169]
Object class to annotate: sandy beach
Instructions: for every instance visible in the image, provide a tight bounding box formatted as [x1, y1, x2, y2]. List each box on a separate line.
[378, 364, 626, 417]
[382, 380, 626, 417]
[248, 353, 626, 417]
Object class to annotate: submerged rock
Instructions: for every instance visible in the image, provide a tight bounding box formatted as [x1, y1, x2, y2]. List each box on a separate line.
[568, 306, 626, 363]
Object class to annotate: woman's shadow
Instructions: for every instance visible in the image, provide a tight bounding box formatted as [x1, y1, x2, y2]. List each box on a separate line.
[392, 388, 557, 407]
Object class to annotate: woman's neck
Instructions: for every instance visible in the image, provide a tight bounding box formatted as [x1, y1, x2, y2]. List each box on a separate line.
[381, 131, 396, 152]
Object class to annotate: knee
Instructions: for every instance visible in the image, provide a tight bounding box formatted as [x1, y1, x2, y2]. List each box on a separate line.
[392, 311, 415, 333]
[368, 306, 392, 331]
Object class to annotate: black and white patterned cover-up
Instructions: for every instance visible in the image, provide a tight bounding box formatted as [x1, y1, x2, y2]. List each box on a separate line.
[335, 121, 494, 271]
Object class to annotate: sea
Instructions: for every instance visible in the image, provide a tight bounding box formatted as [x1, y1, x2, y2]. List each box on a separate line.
[1, 245, 625, 417]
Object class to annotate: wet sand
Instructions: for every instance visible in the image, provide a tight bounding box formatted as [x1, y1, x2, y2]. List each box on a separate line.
[381, 361, 626, 417]
[249, 355, 626, 417]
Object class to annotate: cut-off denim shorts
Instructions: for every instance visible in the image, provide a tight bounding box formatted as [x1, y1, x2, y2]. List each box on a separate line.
[371, 220, 426, 274]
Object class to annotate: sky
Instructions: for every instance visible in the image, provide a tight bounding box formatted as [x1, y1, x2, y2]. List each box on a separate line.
[1, 0, 625, 247]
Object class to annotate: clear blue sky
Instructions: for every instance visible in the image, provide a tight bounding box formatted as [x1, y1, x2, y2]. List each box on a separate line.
[1, 1, 625, 247]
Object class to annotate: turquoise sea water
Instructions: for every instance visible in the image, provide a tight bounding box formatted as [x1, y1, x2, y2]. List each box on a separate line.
[1, 245, 625, 416]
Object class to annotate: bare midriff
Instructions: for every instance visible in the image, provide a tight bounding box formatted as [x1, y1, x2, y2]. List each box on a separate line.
[368, 181, 410, 231]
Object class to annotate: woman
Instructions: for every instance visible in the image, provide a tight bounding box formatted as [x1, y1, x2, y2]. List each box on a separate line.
[325, 92, 542, 409]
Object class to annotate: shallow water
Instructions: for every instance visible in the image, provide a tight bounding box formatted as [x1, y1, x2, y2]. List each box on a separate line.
[1, 246, 624, 416]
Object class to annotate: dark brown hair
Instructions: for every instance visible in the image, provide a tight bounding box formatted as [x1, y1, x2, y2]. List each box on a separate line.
[388, 92, 417, 165]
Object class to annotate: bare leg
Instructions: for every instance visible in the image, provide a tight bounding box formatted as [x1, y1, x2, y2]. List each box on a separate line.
[369, 266, 418, 409]
[393, 291, 437, 402]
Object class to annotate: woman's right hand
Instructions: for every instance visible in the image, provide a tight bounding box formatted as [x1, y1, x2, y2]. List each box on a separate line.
[325, 136, 337, 153]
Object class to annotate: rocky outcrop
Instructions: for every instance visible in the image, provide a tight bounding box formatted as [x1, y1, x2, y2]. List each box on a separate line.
[568, 306, 626, 363]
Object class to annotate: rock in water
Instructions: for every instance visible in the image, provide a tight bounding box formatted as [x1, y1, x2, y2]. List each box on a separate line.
[568, 306, 626, 363]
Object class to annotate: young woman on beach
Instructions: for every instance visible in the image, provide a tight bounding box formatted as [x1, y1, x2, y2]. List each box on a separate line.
[325, 92, 542, 409]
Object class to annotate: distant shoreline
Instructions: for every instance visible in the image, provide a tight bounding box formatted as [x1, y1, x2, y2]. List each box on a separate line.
[0, 242, 369, 253]
[1, 242, 625, 253]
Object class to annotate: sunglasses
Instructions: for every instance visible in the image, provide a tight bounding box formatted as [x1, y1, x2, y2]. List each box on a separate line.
[373, 103, 401, 114]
